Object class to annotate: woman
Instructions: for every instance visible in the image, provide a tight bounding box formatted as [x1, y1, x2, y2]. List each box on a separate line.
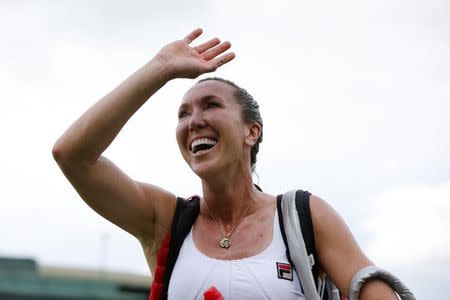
[53, 29, 401, 299]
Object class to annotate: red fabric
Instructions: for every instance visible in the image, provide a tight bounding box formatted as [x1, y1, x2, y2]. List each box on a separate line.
[153, 266, 166, 282]
[156, 245, 170, 265]
[203, 286, 224, 300]
[150, 283, 162, 300]
[149, 234, 171, 300]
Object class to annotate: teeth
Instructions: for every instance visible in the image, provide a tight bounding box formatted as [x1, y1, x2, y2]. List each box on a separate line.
[191, 138, 217, 151]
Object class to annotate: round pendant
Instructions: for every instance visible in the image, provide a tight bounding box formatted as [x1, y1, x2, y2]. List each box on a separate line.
[219, 237, 231, 249]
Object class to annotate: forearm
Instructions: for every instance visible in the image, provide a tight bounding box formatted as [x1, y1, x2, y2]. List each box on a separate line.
[53, 28, 235, 165]
[53, 58, 171, 164]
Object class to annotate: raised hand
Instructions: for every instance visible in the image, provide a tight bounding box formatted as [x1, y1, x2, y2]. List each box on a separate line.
[155, 28, 236, 79]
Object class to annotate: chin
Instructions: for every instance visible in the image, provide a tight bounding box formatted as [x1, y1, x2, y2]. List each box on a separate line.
[189, 159, 223, 180]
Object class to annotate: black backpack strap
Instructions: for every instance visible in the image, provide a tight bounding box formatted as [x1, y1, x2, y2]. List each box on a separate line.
[277, 194, 294, 266]
[161, 196, 200, 299]
[279, 190, 341, 300]
[278, 190, 321, 293]
[278, 194, 308, 295]
[294, 190, 319, 287]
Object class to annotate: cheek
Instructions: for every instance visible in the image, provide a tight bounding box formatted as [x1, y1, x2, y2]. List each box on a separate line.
[175, 123, 187, 151]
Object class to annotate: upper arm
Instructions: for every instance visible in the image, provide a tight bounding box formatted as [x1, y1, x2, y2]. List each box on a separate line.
[310, 195, 372, 296]
[310, 195, 399, 299]
[55, 154, 177, 244]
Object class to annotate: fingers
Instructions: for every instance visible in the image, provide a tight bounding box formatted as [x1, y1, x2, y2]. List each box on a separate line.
[183, 28, 203, 44]
[194, 37, 221, 54]
[202, 41, 232, 61]
[181, 29, 235, 72]
[210, 52, 236, 70]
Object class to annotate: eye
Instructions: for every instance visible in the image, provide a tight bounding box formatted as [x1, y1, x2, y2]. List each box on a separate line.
[178, 110, 189, 119]
[206, 101, 220, 109]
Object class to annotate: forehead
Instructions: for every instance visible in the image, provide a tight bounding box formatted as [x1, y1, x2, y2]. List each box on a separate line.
[181, 80, 236, 105]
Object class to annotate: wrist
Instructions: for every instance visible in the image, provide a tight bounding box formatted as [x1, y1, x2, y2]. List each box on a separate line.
[359, 279, 398, 300]
[147, 54, 177, 82]
[138, 56, 174, 88]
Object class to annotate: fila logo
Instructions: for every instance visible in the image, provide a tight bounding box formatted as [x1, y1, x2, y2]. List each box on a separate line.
[276, 262, 293, 281]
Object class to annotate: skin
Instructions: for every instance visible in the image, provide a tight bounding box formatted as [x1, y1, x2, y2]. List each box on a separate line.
[53, 28, 398, 299]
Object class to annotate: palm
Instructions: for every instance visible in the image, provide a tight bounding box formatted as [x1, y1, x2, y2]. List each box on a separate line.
[157, 29, 235, 79]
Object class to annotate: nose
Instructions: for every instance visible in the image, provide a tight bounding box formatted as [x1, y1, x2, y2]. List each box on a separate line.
[188, 109, 206, 132]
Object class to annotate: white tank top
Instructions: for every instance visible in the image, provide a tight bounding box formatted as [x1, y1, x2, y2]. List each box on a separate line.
[168, 209, 305, 300]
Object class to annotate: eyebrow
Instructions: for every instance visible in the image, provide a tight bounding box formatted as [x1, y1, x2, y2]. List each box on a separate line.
[178, 95, 221, 113]
[178, 103, 188, 113]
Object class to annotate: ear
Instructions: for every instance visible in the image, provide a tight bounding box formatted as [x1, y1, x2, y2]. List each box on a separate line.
[244, 122, 261, 147]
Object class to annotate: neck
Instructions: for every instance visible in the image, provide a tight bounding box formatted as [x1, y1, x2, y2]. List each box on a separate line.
[201, 166, 258, 225]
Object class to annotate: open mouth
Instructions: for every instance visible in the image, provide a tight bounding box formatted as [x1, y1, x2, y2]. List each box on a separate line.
[191, 138, 217, 154]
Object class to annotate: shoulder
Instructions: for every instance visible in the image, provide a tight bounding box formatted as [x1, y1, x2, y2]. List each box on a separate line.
[309, 194, 342, 229]
[156, 194, 201, 238]
[308, 193, 359, 257]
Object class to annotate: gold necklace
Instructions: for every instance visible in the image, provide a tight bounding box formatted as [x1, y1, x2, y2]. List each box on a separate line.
[202, 197, 253, 249]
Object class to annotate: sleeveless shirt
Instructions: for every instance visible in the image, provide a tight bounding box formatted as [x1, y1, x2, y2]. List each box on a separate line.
[167, 209, 305, 300]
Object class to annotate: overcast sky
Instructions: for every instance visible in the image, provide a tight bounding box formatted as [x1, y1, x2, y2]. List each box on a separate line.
[1, 1, 449, 298]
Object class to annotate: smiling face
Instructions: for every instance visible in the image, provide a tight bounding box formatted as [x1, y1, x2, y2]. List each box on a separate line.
[176, 80, 259, 178]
